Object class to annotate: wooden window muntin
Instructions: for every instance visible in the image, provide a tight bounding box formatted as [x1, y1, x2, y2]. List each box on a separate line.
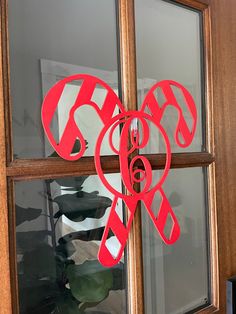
[0, 0, 217, 313]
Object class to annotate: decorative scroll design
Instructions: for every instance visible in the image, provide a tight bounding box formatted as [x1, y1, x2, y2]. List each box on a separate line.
[42, 74, 197, 267]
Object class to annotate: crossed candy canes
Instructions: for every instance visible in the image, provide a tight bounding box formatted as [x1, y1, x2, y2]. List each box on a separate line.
[42, 74, 197, 267]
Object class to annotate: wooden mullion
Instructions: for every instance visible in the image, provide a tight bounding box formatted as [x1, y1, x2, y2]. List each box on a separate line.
[6, 156, 120, 179]
[0, 2, 12, 310]
[6, 152, 214, 180]
[7, 178, 19, 314]
[140, 152, 214, 170]
[1, 0, 13, 164]
[118, 1, 145, 314]
[203, 3, 220, 311]
[169, 0, 209, 10]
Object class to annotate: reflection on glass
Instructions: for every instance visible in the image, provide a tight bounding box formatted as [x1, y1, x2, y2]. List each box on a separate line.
[142, 168, 210, 313]
[135, 0, 204, 153]
[8, 0, 119, 158]
[15, 174, 126, 313]
[47, 81, 120, 158]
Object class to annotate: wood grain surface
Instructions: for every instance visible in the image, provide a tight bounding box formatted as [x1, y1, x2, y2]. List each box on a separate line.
[0, 2, 12, 311]
[0, 0, 236, 313]
[210, 0, 236, 312]
[118, 0, 145, 313]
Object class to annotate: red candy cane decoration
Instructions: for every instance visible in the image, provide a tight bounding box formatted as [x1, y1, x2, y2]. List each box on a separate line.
[42, 74, 125, 161]
[42, 74, 197, 267]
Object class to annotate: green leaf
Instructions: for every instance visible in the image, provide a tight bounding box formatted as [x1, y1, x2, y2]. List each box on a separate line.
[53, 297, 81, 314]
[55, 246, 75, 286]
[16, 204, 42, 226]
[22, 244, 57, 280]
[53, 191, 112, 221]
[58, 227, 113, 243]
[19, 284, 81, 314]
[16, 230, 51, 252]
[18, 278, 59, 314]
[78, 301, 101, 312]
[66, 260, 113, 303]
[56, 242, 76, 260]
[111, 266, 126, 290]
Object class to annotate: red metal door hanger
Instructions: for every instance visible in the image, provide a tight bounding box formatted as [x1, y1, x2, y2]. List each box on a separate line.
[42, 74, 197, 267]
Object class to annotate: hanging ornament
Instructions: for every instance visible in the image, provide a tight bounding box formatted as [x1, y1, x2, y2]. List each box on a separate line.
[42, 74, 197, 267]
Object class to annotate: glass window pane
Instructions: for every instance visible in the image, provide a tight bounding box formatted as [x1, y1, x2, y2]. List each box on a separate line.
[135, 0, 204, 153]
[8, 0, 119, 159]
[15, 174, 127, 313]
[142, 168, 210, 313]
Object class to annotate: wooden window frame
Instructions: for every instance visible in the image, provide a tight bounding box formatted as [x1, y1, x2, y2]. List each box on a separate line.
[2, 0, 234, 313]
[118, 2, 217, 314]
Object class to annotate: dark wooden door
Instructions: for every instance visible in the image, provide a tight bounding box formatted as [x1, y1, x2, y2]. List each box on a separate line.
[0, 0, 236, 313]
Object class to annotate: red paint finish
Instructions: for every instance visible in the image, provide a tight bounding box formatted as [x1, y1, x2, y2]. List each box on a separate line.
[42, 74, 197, 267]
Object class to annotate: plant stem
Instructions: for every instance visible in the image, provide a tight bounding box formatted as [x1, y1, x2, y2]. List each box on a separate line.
[46, 180, 57, 249]
[40, 214, 50, 218]
[54, 217, 60, 228]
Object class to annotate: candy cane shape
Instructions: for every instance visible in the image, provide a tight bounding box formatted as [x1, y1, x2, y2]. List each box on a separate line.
[143, 188, 181, 244]
[138, 80, 197, 247]
[42, 75, 198, 267]
[42, 74, 125, 161]
[98, 196, 137, 267]
[141, 80, 197, 147]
